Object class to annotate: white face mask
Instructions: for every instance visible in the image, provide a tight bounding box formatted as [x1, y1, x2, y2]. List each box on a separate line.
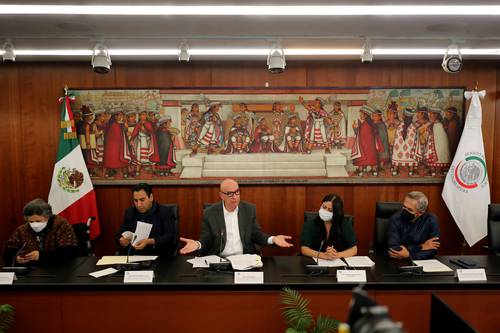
[318, 208, 333, 222]
[29, 221, 48, 233]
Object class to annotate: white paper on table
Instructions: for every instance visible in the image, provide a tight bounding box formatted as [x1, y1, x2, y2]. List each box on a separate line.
[133, 221, 153, 245]
[89, 268, 118, 278]
[227, 254, 263, 270]
[96, 255, 158, 265]
[187, 255, 223, 268]
[313, 258, 346, 267]
[123, 270, 154, 283]
[412, 259, 453, 273]
[457, 269, 487, 282]
[344, 256, 375, 268]
[234, 271, 264, 284]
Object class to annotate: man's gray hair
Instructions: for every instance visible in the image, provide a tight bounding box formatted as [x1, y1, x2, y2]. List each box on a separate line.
[406, 191, 428, 212]
[23, 198, 53, 218]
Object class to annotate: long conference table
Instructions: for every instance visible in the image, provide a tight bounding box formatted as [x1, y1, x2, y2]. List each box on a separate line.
[2, 255, 500, 333]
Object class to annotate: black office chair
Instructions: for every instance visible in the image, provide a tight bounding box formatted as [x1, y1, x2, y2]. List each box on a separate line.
[372, 202, 403, 256]
[484, 203, 500, 255]
[163, 204, 179, 256]
[72, 216, 96, 256]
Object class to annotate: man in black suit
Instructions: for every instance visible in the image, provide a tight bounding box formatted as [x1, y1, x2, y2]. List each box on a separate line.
[180, 178, 292, 256]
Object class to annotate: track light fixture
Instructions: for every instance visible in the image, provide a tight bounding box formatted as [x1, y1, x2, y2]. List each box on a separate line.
[2, 39, 16, 62]
[442, 44, 463, 73]
[267, 42, 286, 74]
[178, 41, 190, 62]
[360, 39, 373, 63]
[91, 43, 111, 74]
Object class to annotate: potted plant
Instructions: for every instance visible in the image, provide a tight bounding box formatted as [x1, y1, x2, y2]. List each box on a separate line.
[280, 287, 339, 333]
[0, 304, 15, 333]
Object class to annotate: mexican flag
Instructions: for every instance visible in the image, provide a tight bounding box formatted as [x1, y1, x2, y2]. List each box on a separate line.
[442, 90, 490, 246]
[48, 92, 100, 239]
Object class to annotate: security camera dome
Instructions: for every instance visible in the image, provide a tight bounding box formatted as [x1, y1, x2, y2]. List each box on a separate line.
[91, 43, 112, 74]
[267, 49, 286, 74]
[92, 54, 111, 73]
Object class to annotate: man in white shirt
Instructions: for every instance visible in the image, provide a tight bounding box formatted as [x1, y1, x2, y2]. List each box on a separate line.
[180, 178, 293, 256]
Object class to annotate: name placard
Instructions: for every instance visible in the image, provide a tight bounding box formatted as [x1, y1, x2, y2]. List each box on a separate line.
[0, 272, 16, 285]
[123, 270, 154, 283]
[457, 269, 487, 282]
[336, 270, 367, 283]
[234, 272, 264, 284]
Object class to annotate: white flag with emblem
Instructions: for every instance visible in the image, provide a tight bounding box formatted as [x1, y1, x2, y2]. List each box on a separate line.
[442, 90, 490, 246]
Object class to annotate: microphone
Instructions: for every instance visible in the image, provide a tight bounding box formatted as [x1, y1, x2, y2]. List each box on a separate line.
[127, 235, 137, 264]
[306, 240, 328, 275]
[398, 251, 423, 275]
[116, 235, 143, 271]
[209, 230, 232, 271]
[2, 242, 30, 274]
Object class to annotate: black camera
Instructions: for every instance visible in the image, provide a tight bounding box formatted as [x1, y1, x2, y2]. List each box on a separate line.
[348, 286, 405, 333]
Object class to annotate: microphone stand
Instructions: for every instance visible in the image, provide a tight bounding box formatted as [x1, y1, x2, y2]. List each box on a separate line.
[116, 235, 142, 271]
[2, 242, 30, 274]
[305, 240, 328, 275]
[209, 230, 232, 271]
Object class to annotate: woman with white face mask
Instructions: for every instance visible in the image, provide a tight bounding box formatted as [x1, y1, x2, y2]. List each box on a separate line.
[3, 198, 78, 266]
[300, 194, 358, 260]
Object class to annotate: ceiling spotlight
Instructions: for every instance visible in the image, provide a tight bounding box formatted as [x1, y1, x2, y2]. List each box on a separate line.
[360, 39, 373, 63]
[2, 40, 16, 62]
[91, 43, 111, 74]
[267, 42, 286, 74]
[178, 41, 190, 62]
[442, 44, 463, 73]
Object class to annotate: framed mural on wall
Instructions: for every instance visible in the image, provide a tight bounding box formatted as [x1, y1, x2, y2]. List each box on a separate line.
[71, 87, 464, 184]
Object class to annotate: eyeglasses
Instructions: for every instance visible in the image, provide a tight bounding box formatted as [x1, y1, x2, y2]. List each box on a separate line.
[402, 206, 417, 214]
[221, 189, 240, 198]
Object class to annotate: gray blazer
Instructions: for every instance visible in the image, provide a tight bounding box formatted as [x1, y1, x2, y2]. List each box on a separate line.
[199, 201, 270, 256]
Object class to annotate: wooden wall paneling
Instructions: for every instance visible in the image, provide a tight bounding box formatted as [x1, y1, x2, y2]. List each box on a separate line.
[0, 65, 25, 240]
[1, 292, 63, 333]
[306, 60, 403, 87]
[210, 61, 307, 87]
[114, 61, 213, 87]
[437, 291, 500, 333]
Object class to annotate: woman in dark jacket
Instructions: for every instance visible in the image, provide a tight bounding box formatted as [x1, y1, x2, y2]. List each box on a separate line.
[300, 194, 357, 260]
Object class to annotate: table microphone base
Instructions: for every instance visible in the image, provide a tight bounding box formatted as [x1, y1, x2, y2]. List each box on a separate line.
[305, 265, 329, 275]
[2, 267, 30, 275]
[209, 261, 232, 271]
[399, 265, 423, 274]
[116, 261, 152, 271]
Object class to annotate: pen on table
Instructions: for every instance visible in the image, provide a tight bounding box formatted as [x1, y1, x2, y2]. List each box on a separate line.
[449, 259, 468, 269]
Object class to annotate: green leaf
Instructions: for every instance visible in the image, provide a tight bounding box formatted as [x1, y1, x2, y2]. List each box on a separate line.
[0, 304, 15, 333]
[311, 316, 340, 333]
[281, 287, 313, 331]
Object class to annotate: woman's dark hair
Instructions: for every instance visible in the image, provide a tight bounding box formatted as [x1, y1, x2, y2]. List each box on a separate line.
[321, 194, 345, 247]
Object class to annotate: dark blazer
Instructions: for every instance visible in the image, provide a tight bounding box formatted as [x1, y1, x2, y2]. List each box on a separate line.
[199, 200, 270, 256]
[116, 202, 178, 256]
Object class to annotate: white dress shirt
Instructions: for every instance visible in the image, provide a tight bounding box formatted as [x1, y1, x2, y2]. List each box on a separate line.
[220, 203, 243, 257]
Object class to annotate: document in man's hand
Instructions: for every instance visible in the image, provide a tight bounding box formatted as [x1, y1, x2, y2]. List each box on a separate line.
[313, 258, 346, 267]
[412, 259, 453, 273]
[344, 256, 375, 267]
[227, 254, 263, 270]
[133, 221, 153, 245]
